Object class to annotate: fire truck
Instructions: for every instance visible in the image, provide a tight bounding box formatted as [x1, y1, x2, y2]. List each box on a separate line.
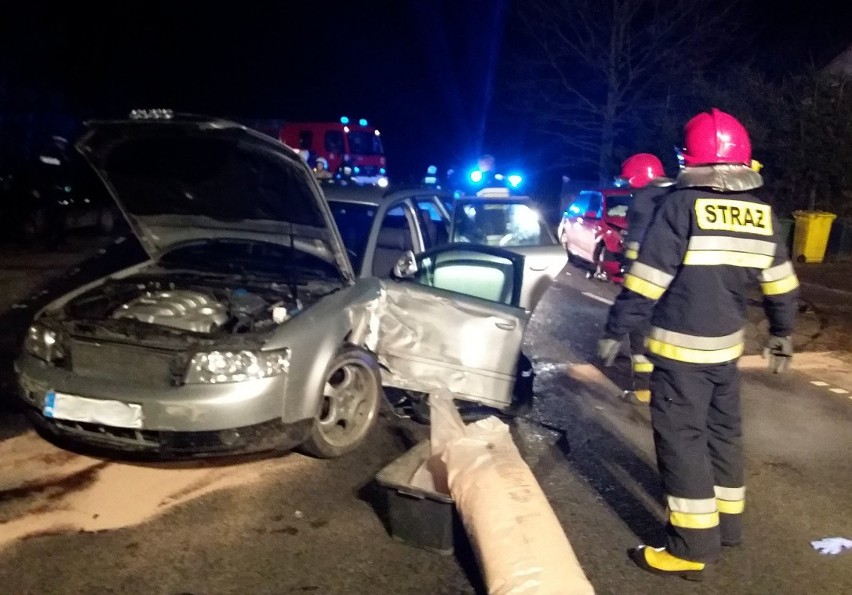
[279, 117, 388, 187]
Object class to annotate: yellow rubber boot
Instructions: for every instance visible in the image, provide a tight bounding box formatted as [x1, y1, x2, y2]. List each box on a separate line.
[629, 546, 706, 581]
[622, 389, 651, 405]
[633, 389, 651, 403]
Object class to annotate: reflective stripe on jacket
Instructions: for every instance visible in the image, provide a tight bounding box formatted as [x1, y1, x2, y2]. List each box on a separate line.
[605, 167, 798, 366]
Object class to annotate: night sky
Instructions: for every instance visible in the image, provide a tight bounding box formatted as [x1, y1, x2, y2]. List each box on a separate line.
[1, 1, 850, 182]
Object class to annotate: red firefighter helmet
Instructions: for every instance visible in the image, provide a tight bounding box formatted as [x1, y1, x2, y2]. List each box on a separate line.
[682, 108, 751, 166]
[620, 153, 665, 188]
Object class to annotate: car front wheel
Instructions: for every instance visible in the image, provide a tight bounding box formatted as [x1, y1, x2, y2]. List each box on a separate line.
[299, 345, 383, 458]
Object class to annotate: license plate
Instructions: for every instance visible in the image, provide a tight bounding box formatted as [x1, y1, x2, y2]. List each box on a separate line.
[43, 390, 144, 429]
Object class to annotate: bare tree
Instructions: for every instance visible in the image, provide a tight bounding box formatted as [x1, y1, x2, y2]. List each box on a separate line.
[514, 0, 738, 183]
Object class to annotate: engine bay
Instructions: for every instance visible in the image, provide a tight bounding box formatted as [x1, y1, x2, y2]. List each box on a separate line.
[61, 273, 337, 338]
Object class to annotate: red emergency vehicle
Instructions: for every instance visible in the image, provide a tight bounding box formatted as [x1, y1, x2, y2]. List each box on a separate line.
[279, 117, 388, 186]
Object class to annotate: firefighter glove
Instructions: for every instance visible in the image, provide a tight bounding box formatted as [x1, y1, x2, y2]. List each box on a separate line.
[763, 335, 793, 373]
[597, 337, 622, 367]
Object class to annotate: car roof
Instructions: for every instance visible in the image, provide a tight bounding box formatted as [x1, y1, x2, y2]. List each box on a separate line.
[323, 185, 453, 207]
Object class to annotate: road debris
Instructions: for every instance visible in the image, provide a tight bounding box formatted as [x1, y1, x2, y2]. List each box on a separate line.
[811, 537, 852, 555]
[430, 388, 595, 594]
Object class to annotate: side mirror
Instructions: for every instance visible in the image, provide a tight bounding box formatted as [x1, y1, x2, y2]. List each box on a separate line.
[583, 210, 600, 219]
[392, 250, 418, 279]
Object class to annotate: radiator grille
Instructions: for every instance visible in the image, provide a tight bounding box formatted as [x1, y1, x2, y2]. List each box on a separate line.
[70, 339, 179, 387]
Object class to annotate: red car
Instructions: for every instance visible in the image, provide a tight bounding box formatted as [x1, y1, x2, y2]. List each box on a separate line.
[557, 188, 632, 282]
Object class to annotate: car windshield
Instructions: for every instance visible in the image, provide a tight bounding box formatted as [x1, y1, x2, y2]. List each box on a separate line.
[348, 131, 384, 156]
[606, 194, 632, 217]
[451, 201, 554, 247]
[159, 239, 343, 282]
[327, 201, 377, 272]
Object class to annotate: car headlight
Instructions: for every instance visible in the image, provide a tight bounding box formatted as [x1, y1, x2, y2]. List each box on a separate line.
[24, 323, 64, 363]
[184, 349, 290, 384]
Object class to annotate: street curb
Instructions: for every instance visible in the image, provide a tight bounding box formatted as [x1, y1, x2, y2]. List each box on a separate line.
[799, 281, 852, 297]
[739, 351, 850, 370]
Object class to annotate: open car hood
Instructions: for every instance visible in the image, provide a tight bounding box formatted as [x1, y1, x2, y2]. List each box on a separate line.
[76, 116, 355, 282]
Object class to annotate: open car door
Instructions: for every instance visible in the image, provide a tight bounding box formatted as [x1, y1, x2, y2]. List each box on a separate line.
[375, 244, 530, 410]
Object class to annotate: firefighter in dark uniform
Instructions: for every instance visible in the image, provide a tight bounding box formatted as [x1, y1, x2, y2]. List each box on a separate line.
[617, 153, 674, 404]
[598, 109, 799, 579]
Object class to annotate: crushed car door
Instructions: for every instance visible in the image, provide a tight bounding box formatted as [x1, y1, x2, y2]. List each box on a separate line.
[375, 245, 529, 410]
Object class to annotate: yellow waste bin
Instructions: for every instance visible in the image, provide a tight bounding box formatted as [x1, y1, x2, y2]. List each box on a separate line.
[792, 211, 837, 263]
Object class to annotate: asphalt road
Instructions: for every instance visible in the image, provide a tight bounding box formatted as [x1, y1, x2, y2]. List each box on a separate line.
[0, 241, 850, 594]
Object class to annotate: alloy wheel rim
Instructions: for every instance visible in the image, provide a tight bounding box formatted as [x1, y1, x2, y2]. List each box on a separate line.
[317, 357, 378, 448]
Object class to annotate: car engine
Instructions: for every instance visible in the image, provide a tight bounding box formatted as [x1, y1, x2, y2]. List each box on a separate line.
[112, 290, 229, 333]
[63, 276, 310, 338]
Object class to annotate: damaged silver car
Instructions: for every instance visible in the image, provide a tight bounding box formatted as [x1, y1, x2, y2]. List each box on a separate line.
[15, 114, 537, 457]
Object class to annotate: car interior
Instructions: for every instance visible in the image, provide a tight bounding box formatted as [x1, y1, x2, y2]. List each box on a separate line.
[413, 251, 516, 305]
[373, 214, 414, 277]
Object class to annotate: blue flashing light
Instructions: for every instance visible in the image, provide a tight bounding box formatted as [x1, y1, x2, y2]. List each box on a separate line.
[379, 167, 386, 175]
[507, 174, 523, 188]
[340, 116, 350, 124]
[427, 165, 438, 175]
[469, 170, 483, 183]
[353, 166, 360, 174]
[568, 204, 581, 215]
[359, 118, 368, 126]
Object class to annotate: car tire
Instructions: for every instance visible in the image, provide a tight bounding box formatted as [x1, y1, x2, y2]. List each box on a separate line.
[299, 344, 383, 459]
[592, 242, 609, 280]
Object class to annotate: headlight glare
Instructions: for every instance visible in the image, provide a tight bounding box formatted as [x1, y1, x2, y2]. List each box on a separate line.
[24, 324, 64, 362]
[184, 349, 290, 384]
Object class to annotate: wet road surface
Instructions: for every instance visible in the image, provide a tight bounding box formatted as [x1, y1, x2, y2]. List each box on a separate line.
[0, 244, 850, 594]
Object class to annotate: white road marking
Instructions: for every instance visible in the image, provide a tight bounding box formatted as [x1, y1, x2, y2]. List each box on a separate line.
[810, 381, 830, 387]
[829, 388, 849, 394]
[582, 291, 614, 306]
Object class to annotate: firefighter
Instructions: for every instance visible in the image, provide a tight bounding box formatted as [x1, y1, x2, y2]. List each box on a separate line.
[598, 109, 799, 579]
[313, 157, 333, 180]
[617, 153, 674, 405]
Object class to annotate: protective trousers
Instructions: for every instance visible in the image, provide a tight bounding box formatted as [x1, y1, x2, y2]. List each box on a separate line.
[649, 362, 745, 563]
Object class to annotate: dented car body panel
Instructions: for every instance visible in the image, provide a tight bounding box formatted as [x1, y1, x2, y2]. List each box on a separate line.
[375, 281, 528, 408]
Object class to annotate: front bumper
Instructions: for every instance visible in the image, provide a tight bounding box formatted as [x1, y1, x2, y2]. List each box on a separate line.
[24, 406, 312, 457]
[599, 250, 627, 282]
[15, 352, 311, 456]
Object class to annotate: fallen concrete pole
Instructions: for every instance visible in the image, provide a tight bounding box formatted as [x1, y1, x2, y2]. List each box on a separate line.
[430, 390, 595, 595]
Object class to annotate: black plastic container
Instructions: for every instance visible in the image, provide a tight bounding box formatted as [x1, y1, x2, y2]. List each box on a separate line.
[375, 440, 458, 555]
